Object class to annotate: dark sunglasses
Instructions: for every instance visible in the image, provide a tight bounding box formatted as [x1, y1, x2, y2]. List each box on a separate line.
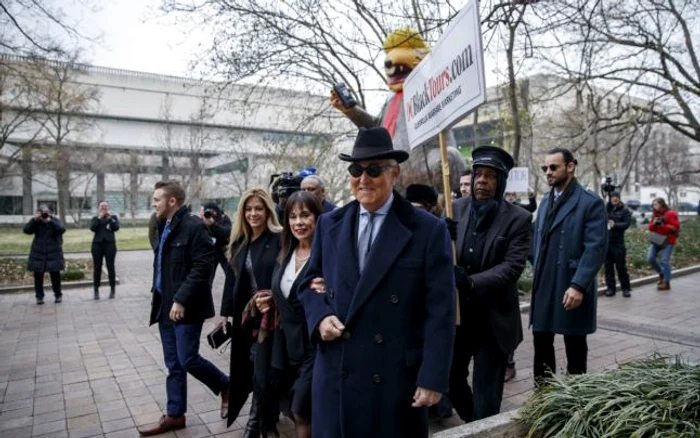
[348, 163, 394, 178]
[541, 164, 561, 173]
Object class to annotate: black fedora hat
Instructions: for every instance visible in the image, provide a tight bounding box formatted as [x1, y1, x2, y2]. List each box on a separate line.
[338, 127, 409, 163]
[472, 146, 515, 174]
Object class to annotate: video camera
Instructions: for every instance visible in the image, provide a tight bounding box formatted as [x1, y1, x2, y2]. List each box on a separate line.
[601, 176, 617, 197]
[41, 211, 49, 219]
[203, 209, 215, 219]
[270, 172, 303, 204]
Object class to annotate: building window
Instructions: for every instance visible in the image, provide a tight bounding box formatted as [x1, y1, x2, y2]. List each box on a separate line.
[0, 196, 23, 214]
[70, 197, 92, 211]
[680, 192, 687, 198]
[650, 193, 656, 198]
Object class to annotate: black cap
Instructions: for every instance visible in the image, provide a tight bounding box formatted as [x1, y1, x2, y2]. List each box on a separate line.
[472, 146, 515, 174]
[202, 202, 222, 215]
[610, 191, 621, 198]
[406, 184, 438, 206]
[338, 127, 409, 163]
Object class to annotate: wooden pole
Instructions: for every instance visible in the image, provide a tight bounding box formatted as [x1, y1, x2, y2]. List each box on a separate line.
[438, 130, 461, 325]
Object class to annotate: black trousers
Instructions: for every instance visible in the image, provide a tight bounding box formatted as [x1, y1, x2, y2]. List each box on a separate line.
[34, 271, 61, 299]
[533, 331, 587, 380]
[448, 324, 508, 423]
[605, 242, 631, 291]
[92, 242, 117, 289]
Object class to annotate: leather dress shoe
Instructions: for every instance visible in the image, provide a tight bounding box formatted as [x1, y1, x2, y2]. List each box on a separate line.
[220, 389, 229, 419]
[137, 415, 185, 436]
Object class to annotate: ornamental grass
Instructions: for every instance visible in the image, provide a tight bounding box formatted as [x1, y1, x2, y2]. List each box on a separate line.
[518, 355, 700, 438]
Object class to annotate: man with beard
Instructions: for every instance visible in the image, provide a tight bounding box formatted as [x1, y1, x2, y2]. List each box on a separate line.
[530, 148, 607, 382]
[447, 146, 531, 422]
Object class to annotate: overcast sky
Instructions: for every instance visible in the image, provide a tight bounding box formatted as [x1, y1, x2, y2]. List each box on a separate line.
[77, 0, 203, 77]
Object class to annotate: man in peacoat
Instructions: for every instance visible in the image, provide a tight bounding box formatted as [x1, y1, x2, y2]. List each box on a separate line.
[298, 127, 456, 438]
[530, 148, 607, 381]
[24, 205, 66, 305]
[448, 146, 530, 422]
[138, 180, 230, 436]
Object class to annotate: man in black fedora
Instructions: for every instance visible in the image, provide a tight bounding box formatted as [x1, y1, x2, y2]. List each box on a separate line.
[446, 146, 531, 422]
[298, 126, 456, 437]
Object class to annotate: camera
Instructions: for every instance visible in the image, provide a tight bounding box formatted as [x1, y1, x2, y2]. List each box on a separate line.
[203, 209, 214, 219]
[654, 218, 663, 226]
[601, 176, 616, 196]
[41, 212, 49, 219]
[270, 172, 303, 204]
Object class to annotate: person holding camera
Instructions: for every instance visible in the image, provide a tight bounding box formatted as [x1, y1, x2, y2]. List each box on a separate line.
[23, 205, 66, 305]
[301, 175, 337, 213]
[199, 202, 233, 284]
[647, 197, 680, 291]
[90, 201, 120, 300]
[603, 192, 632, 297]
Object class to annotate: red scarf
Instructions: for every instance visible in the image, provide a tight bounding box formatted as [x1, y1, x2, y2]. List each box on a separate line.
[382, 91, 403, 137]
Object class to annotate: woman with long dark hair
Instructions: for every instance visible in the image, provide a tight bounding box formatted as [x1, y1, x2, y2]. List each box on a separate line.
[220, 188, 282, 436]
[647, 197, 680, 290]
[251, 191, 321, 438]
[90, 201, 120, 299]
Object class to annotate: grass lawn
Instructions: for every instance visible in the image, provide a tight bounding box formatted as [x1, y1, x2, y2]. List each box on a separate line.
[0, 226, 151, 255]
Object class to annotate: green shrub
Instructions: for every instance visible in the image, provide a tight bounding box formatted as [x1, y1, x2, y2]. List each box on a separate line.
[61, 270, 85, 281]
[518, 355, 700, 438]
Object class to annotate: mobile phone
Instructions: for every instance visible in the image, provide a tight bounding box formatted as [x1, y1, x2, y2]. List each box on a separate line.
[333, 82, 357, 109]
[207, 322, 232, 349]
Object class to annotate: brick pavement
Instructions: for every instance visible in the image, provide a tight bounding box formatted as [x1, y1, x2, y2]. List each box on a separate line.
[1, 250, 698, 437]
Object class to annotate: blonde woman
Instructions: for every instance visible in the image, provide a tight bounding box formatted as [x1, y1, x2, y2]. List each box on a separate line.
[219, 188, 282, 435]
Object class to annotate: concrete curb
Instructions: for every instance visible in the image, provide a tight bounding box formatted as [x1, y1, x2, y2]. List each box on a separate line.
[0, 275, 121, 294]
[519, 264, 700, 313]
[433, 410, 527, 438]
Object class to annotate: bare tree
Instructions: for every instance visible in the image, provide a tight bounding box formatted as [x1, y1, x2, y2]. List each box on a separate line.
[31, 56, 100, 223]
[531, 0, 700, 144]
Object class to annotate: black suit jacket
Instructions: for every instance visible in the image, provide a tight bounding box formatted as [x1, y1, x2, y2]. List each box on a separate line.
[271, 246, 313, 366]
[454, 198, 531, 355]
[90, 215, 120, 243]
[149, 207, 216, 325]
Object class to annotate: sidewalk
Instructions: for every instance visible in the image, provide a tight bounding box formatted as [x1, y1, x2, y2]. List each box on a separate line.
[1, 250, 698, 437]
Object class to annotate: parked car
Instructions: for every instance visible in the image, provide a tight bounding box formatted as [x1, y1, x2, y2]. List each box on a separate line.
[626, 199, 641, 210]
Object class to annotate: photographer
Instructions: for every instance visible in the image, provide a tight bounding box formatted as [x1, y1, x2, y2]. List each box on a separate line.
[270, 172, 303, 221]
[23, 205, 66, 305]
[199, 202, 233, 283]
[90, 201, 120, 300]
[604, 192, 632, 297]
[648, 198, 680, 291]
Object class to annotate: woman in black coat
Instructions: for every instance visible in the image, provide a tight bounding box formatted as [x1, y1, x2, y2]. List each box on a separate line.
[23, 205, 66, 305]
[252, 191, 321, 438]
[219, 188, 282, 436]
[90, 201, 120, 299]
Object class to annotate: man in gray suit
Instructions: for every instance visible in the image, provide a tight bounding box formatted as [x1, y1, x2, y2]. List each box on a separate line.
[448, 146, 531, 422]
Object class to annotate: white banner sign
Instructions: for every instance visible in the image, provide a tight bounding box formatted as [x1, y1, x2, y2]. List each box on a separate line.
[403, 0, 486, 149]
[506, 167, 529, 193]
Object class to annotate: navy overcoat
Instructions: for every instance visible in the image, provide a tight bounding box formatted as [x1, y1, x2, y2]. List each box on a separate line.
[530, 182, 607, 335]
[298, 194, 456, 438]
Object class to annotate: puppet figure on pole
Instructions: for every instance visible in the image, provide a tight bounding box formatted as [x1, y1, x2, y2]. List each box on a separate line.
[330, 28, 467, 196]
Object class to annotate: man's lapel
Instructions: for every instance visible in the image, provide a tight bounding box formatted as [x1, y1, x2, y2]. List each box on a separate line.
[328, 202, 361, 294]
[480, 202, 509, 267]
[345, 206, 411, 325]
[455, 198, 471, 262]
[549, 184, 582, 232]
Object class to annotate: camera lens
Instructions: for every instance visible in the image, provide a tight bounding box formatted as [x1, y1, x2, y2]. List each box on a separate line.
[41, 212, 49, 219]
[203, 210, 213, 219]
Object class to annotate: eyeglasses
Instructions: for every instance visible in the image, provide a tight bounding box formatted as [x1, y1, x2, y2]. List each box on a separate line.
[541, 164, 561, 173]
[348, 163, 394, 178]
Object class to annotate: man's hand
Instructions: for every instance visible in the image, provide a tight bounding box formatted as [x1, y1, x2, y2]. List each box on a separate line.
[562, 287, 584, 310]
[255, 294, 273, 313]
[608, 219, 614, 229]
[33, 212, 42, 221]
[412, 387, 442, 408]
[318, 315, 345, 341]
[310, 277, 326, 294]
[330, 89, 354, 114]
[169, 302, 185, 322]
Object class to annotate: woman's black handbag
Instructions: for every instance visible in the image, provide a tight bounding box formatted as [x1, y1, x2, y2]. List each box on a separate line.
[207, 322, 233, 349]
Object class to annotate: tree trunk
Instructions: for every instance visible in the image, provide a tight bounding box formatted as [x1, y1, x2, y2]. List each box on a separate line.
[55, 148, 70, 224]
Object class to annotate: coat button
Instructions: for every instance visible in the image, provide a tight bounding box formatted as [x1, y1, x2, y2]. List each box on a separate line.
[342, 331, 351, 340]
[329, 288, 334, 298]
[374, 334, 383, 344]
[390, 295, 399, 304]
[373, 374, 381, 383]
